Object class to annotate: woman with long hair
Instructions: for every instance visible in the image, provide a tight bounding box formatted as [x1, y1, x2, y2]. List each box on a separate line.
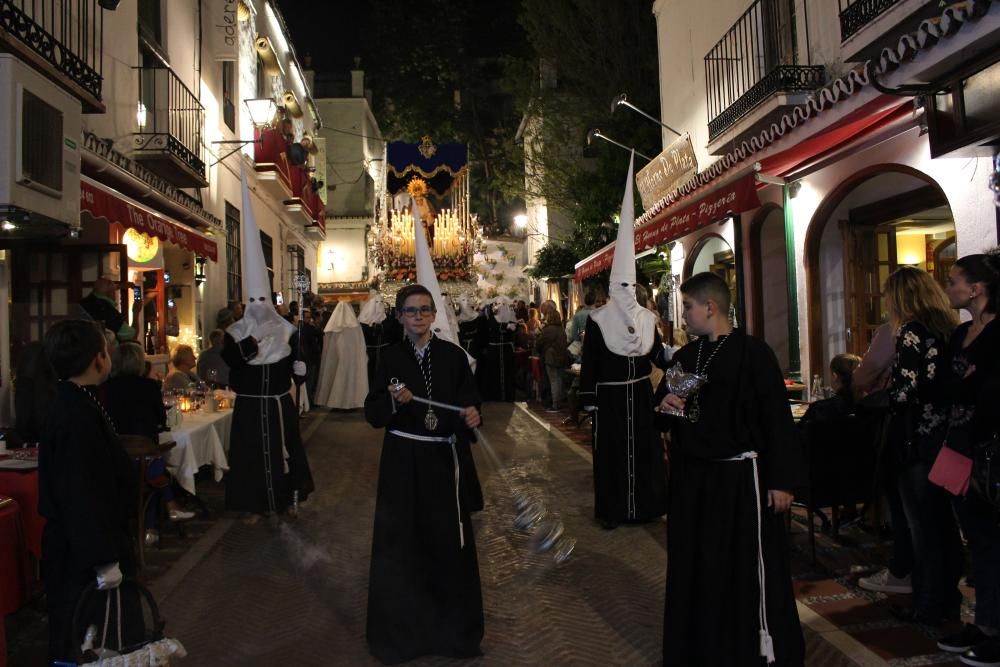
[882, 267, 963, 626]
[936, 250, 1000, 664]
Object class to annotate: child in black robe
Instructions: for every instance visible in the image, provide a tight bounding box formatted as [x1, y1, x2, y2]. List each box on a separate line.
[39, 320, 140, 661]
[364, 284, 484, 664]
[657, 273, 805, 666]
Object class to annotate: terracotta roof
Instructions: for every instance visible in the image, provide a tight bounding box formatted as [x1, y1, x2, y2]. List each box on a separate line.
[636, 0, 995, 226]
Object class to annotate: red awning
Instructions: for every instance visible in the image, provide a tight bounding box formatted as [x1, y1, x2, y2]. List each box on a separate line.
[759, 96, 911, 177]
[574, 169, 761, 281]
[80, 178, 219, 262]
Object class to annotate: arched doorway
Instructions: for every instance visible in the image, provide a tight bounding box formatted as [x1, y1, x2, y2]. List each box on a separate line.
[804, 165, 956, 379]
[749, 205, 790, 372]
[684, 233, 737, 322]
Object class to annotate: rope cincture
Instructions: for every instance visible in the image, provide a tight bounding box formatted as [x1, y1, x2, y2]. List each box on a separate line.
[715, 450, 775, 664]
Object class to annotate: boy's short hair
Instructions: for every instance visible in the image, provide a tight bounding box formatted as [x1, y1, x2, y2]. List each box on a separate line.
[395, 284, 434, 313]
[583, 291, 596, 307]
[44, 319, 106, 380]
[680, 272, 731, 312]
[208, 329, 225, 347]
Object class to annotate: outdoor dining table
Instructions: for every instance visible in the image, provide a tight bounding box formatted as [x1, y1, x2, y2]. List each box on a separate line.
[159, 409, 233, 496]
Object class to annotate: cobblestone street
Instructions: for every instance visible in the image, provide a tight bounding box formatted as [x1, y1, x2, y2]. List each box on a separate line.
[144, 404, 866, 666]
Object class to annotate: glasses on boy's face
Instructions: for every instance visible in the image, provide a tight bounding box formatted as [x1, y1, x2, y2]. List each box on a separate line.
[400, 306, 435, 317]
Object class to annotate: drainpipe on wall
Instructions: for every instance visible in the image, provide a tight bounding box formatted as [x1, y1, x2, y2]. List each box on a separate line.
[783, 184, 801, 379]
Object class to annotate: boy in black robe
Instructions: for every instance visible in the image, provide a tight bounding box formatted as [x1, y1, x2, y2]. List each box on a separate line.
[39, 320, 139, 661]
[657, 272, 805, 666]
[364, 284, 484, 664]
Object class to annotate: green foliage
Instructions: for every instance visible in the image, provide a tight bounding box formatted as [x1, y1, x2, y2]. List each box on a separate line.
[528, 242, 580, 279]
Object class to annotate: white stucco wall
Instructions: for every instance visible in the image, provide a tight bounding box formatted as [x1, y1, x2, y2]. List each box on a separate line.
[789, 126, 997, 382]
[759, 208, 791, 371]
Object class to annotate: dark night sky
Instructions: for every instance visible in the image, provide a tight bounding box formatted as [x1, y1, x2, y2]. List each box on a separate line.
[274, 0, 525, 74]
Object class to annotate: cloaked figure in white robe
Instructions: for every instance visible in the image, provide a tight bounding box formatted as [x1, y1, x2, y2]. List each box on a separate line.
[315, 301, 369, 409]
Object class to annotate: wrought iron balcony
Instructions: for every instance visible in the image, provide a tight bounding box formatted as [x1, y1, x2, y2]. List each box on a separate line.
[839, 0, 904, 41]
[704, 0, 826, 141]
[134, 65, 207, 188]
[0, 0, 105, 111]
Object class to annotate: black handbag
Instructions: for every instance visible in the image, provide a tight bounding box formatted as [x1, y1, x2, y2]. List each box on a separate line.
[970, 432, 1000, 510]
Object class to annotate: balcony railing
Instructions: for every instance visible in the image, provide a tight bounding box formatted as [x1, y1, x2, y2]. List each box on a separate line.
[839, 0, 904, 41]
[704, 0, 826, 141]
[0, 0, 104, 110]
[134, 65, 207, 187]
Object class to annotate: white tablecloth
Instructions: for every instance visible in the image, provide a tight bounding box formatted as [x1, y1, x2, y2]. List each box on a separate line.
[160, 410, 233, 495]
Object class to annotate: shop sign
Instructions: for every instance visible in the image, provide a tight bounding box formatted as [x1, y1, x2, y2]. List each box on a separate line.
[635, 134, 698, 211]
[81, 180, 219, 261]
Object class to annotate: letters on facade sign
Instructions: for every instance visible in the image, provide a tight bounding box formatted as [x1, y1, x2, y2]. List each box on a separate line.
[80, 182, 219, 262]
[634, 134, 699, 211]
[206, 0, 239, 61]
[575, 174, 760, 281]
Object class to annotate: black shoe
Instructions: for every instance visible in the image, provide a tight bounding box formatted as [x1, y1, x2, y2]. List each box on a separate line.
[961, 637, 1000, 667]
[941, 625, 989, 653]
[889, 604, 946, 627]
[600, 519, 618, 531]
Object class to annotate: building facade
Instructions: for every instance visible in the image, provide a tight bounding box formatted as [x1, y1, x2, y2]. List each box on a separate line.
[577, 0, 1000, 382]
[310, 63, 386, 303]
[0, 0, 322, 384]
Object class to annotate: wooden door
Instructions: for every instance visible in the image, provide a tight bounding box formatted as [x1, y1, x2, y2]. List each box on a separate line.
[9, 245, 129, 353]
[842, 222, 896, 356]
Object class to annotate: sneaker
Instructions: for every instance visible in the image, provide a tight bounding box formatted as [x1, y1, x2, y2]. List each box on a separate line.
[168, 508, 196, 522]
[143, 529, 159, 547]
[940, 625, 989, 653]
[545, 407, 561, 413]
[858, 568, 912, 594]
[961, 636, 1000, 667]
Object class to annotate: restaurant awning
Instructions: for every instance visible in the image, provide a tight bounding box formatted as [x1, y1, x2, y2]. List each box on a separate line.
[574, 168, 762, 281]
[80, 177, 219, 262]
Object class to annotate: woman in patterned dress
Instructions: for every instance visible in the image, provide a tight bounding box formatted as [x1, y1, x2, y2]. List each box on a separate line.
[883, 267, 963, 625]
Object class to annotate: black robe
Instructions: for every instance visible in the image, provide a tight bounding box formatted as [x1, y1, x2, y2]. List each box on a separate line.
[39, 382, 140, 661]
[222, 333, 314, 514]
[458, 316, 484, 356]
[474, 318, 515, 401]
[364, 337, 484, 664]
[361, 318, 404, 390]
[579, 317, 667, 523]
[656, 329, 805, 666]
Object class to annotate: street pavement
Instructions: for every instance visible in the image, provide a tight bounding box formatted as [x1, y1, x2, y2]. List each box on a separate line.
[153, 403, 861, 666]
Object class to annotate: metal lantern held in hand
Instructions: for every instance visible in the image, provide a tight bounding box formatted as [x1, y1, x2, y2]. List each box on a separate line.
[659, 364, 708, 422]
[293, 271, 310, 298]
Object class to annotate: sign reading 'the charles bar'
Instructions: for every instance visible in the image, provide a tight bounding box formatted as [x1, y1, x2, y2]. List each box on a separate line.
[635, 134, 698, 211]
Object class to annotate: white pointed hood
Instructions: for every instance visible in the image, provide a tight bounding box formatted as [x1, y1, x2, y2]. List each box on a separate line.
[590, 152, 657, 357]
[492, 295, 516, 324]
[227, 167, 296, 364]
[357, 290, 386, 325]
[413, 202, 459, 346]
[456, 293, 479, 323]
[324, 300, 360, 333]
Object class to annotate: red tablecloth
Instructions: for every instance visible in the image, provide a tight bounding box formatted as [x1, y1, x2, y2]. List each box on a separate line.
[0, 499, 28, 610]
[0, 465, 42, 559]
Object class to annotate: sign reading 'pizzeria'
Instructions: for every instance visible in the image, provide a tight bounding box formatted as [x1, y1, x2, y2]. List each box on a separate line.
[634, 134, 698, 211]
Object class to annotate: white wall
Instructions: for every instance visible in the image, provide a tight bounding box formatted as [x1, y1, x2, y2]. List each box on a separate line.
[759, 208, 790, 371]
[790, 126, 998, 381]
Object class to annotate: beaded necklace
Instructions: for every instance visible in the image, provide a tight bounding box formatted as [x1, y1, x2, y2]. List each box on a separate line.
[63, 380, 117, 432]
[408, 335, 438, 431]
[688, 333, 730, 422]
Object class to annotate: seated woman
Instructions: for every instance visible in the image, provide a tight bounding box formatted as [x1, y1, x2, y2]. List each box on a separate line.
[105, 342, 193, 543]
[163, 344, 199, 392]
[800, 353, 862, 425]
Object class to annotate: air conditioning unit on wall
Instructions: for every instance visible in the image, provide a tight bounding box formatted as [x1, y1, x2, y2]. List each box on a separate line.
[0, 54, 82, 235]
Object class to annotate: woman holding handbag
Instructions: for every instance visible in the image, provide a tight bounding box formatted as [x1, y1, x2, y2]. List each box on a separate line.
[937, 250, 1000, 666]
[883, 267, 964, 626]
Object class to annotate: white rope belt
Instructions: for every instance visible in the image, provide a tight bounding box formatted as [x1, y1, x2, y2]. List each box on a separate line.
[388, 430, 465, 550]
[596, 376, 649, 387]
[713, 450, 775, 663]
[489, 341, 514, 346]
[237, 390, 292, 476]
[367, 343, 390, 348]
